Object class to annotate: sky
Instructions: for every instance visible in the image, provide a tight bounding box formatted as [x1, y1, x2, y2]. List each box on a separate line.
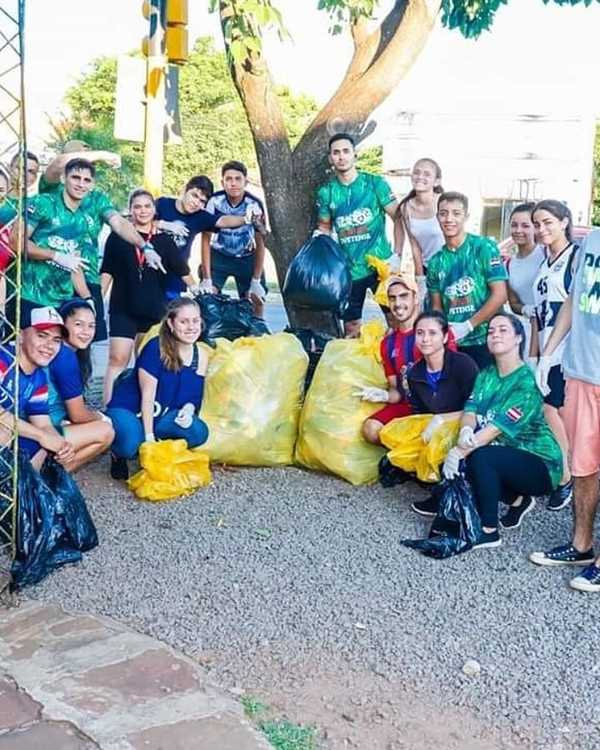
[22, 0, 600, 152]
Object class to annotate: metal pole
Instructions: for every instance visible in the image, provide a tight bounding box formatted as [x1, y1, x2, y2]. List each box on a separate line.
[143, 0, 166, 196]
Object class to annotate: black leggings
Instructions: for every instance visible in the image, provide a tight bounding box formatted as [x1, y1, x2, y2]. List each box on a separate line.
[465, 446, 553, 527]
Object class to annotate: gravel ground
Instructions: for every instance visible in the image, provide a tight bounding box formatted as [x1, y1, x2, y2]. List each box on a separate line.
[29, 457, 600, 749]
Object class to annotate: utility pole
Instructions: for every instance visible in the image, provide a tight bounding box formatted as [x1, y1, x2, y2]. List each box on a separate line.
[142, 0, 166, 195]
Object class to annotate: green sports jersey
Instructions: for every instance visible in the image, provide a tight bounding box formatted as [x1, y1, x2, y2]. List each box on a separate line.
[464, 364, 562, 488]
[23, 189, 115, 307]
[316, 171, 395, 280]
[426, 233, 508, 346]
[0, 198, 18, 226]
[37, 174, 61, 195]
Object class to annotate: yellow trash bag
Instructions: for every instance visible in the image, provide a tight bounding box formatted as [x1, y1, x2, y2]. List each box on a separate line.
[295, 319, 388, 485]
[380, 415, 460, 483]
[366, 254, 392, 307]
[128, 439, 211, 501]
[200, 333, 308, 466]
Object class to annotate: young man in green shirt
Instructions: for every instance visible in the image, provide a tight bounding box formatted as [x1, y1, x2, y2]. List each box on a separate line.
[427, 191, 508, 369]
[316, 133, 401, 337]
[20, 158, 162, 335]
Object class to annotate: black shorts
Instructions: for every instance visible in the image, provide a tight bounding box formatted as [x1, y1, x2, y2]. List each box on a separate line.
[87, 283, 107, 342]
[109, 311, 155, 340]
[210, 250, 267, 299]
[343, 272, 379, 322]
[544, 364, 565, 408]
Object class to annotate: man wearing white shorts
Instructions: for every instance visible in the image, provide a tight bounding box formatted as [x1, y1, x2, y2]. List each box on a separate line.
[530, 229, 600, 591]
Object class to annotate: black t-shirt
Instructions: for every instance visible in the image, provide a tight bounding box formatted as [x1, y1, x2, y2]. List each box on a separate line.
[101, 230, 189, 322]
[408, 349, 479, 415]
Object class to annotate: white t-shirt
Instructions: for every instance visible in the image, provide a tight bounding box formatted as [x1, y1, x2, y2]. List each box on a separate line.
[408, 214, 444, 266]
[508, 245, 545, 306]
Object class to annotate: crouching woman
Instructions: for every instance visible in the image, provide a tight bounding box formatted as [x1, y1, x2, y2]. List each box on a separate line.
[443, 313, 563, 549]
[107, 298, 209, 479]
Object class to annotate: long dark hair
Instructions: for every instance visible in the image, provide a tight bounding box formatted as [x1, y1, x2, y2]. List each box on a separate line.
[532, 199, 573, 243]
[159, 298, 202, 372]
[488, 313, 526, 359]
[59, 299, 95, 387]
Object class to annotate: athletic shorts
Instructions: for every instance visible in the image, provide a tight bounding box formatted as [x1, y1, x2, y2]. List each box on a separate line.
[109, 311, 154, 340]
[343, 272, 379, 322]
[210, 250, 267, 299]
[563, 377, 600, 477]
[543, 364, 565, 409]
[368, 401, 412, 425]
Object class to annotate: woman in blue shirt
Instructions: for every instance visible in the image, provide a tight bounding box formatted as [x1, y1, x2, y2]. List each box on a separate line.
[107, 298, 209, 479]
[46, 299, 114, 471]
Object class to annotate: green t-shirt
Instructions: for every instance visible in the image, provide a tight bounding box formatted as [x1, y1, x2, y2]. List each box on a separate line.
[426, 233, 508, 346]
[24, 189, 115, 307]
[464, 364, 562, 488]
[316, 171, 395, 280]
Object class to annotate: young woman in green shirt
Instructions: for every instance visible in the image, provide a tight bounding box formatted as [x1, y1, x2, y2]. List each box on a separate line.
[442, 312, 562, 549]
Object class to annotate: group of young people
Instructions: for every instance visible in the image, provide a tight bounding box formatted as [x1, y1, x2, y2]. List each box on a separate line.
[2, 133, 600, 594]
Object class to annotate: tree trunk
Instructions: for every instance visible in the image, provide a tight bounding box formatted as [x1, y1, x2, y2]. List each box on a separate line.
[219, 0, 442, 333]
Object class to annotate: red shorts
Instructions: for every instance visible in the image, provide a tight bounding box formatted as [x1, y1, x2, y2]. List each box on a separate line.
[369, 401, 412, 425]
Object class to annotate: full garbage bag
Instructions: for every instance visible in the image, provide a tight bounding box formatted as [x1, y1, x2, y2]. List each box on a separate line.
[200, 333, 308, 466]
[282, 234, 351, 316]
[128, 439, 211, 501]
[402, 472, 483, 558]
[295, 320, 387, 485]
[197, 293, 270, 344]
[380, 415, 460, 483]
[11, 452, 98, 590]
[366, 254, 392, 308]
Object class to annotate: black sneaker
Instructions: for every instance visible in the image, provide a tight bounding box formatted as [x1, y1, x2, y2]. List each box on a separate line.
[529, 543, 595, 567]
[411, 495, 439, 517]
[472, 529, 502, 549]
[500, 496, 536, 530]
[570, 563, 600, 592]
[547, 480, 573, 511]
[110, 454, 129, 481]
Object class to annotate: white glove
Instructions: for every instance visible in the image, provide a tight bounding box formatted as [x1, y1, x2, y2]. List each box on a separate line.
[388, 254, 402, 273]
[521, 304, 535, 319]
[248, 278, 266, 302]
[160, 220, 189, 238]
[82, 297, 96, 315]
[442, 447, 462, 480]
[144, 432, 156, 443]
[51, 252, 89, 273]
[198, 278, 214, 294]
[536, 355, 552, 397]
[421, 414, 445, 444]
[458, 425, 476, 449]
[187, 283, 200, 297]
[354, 386, 389, 403]
[311, 229, 326, 238]
[174, 402, 195, 429]
[416, 275, 427, 302]
[141, 243, 166, 274]
[449, 320, 473, 342]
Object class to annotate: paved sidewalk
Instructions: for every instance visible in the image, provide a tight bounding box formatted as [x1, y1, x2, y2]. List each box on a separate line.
[0, 600, 270, 749]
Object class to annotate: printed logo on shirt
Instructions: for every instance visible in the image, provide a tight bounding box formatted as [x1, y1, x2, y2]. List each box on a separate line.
[506, 406, 523, 423]
[490, 256, 502, 268]
[29, 384, 48, 405]
[579, 251, 600, 315]
[336, 207, 374, 230]
[445, 276, 475, 298]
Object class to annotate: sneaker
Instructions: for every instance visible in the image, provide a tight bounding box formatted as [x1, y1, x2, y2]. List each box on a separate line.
[472, 530, 502, 549]
[529, 543, 595, 567]
[547, 480, 573, 511]
[411, 495, 439, 517]
[110, 454, 129, 481]
[570, 564, 600, 592]
[500, 496, 536, 530]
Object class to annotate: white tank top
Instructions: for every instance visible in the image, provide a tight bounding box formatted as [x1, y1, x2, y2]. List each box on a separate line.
[408, 214, 445, 266]
[507, 245, 545, 306]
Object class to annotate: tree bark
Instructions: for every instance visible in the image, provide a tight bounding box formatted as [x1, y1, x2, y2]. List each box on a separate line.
[219, 0, 442, 333]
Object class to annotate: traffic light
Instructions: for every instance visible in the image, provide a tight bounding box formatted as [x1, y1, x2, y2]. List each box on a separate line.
[165, 0, 188, 65]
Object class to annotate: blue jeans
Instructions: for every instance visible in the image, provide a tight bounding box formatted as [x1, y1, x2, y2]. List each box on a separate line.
[107, 408, 209, 459]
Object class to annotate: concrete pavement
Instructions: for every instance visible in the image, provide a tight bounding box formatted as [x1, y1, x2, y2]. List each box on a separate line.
[0, 600, 270, 749]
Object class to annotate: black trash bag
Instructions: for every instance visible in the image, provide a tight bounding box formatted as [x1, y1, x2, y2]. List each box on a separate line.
[401, 472, 482, 559]
[285, 327, 335, 392]
[282, 234, 351, 316]
[11, 452, 98, 590]
[196, 293, 270, 343]
[378, 455, 413, 488]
